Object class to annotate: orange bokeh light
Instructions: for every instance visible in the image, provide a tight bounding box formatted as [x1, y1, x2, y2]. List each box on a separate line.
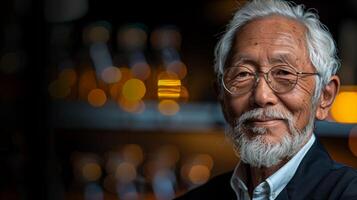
[88, 88, 107, 107]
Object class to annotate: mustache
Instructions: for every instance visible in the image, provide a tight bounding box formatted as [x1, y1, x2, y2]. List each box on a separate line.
[236, 107, 294, 128]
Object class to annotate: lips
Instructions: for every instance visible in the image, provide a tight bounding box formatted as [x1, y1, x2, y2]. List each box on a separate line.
[246, 118, 284, 126]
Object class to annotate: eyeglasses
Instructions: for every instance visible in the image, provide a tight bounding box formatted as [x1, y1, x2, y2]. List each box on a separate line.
[222, 65, 319, 96]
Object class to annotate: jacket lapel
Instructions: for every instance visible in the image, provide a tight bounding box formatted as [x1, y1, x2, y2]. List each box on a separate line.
[281, 138, 333, 199]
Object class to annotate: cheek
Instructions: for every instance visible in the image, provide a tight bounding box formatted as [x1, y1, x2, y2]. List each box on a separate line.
[228, 95, 251, 118]
[280, 87, 315, 127]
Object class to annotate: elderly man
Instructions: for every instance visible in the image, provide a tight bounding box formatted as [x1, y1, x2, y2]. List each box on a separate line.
[176, 0, 357, 199]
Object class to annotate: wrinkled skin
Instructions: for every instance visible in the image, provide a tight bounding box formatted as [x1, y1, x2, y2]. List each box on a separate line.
[221, 15, 340, 145]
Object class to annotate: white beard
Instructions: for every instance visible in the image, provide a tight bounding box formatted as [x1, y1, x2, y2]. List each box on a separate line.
[227, 107, 315, 168]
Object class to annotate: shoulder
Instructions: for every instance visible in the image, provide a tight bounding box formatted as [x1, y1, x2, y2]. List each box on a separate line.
[174, 171, 235, 200]
[315, 163, 357, 199]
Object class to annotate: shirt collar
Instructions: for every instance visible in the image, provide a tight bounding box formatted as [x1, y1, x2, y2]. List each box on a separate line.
[230, 134, 316, 199]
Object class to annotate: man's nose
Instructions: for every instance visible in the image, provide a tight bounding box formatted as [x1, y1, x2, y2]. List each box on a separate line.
[251, 75, 278, 107]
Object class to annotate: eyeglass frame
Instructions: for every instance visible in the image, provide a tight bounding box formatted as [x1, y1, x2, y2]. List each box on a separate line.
[221, 65, 320, 96]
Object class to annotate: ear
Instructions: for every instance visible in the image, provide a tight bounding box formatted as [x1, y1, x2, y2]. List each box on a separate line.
[315, 75, 340, 120]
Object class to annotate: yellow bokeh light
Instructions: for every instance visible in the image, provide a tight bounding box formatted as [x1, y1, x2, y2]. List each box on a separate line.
[331, 91, 357, 123]
[188, 164, 210, 185]
[157, 72, 181, 99]
[115, 162, 137, 183]
[348, 126, 357, 157]
[58, 68, 77, 87]
[48, 79, 71, 98]
[88, 88, 107, 107]
[122, 79, 146, 101]
[101, 66, 121, 83]
[82, 162, 102, 182]
[158, 99, 180, 116]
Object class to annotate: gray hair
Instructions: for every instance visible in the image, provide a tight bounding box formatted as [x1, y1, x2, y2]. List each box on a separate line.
[214, 0, 340, 101]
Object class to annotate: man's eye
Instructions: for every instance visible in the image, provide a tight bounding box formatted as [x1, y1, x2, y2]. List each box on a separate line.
[237, 72, 251, 77]
[272, 69, 295, 77]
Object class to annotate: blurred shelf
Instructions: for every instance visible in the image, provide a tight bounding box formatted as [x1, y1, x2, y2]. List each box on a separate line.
[51, 100, 357, 137]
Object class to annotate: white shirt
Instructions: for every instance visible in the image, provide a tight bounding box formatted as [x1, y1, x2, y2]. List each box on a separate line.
[230, 134, 316, 200]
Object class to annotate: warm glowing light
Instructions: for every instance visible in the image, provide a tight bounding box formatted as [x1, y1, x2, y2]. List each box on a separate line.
[331, 91, 357, 123]
[158, 100, 180, 116]
[122, 144, 144, 167]
[82, 162, 102, 181]
[167, 61, 187, 79]
[115, 162, 137, 183]
[48, 80, 71, 98]
[117, 97, 145, 113]
[157, 72, 181, 98]
[131, 62, 151, 80]
[88, 88, 107, 107]
[188, 164, 210, 185]
[58, 68, 77, 87]
[348, 126, 357, 157]
[193, 154, 214, 170]
[101, 66, 121, 83]
[122, 79, 146, 101]
[79, 70, 97, 100]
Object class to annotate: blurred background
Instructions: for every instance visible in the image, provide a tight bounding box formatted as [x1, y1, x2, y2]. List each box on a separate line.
[1, 0, 357, 199]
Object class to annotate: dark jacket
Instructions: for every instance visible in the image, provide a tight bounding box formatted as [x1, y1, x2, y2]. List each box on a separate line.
[175, 139, 357, 200]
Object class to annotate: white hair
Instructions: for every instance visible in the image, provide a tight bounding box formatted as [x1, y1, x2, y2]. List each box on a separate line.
[214, 0, 340, 101]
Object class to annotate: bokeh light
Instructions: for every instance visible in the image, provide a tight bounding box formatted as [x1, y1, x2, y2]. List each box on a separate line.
[84, 22, 111, 44]
[101, 66, 121, 83]
[58, 68, 77, 87]
[88, 88, 107, 107]
[117, 25, 148, 50]
[151, 27, 182, 50]
[79, 70, 97, 100]
[118, 97, 145, 113]
[131, 62, 151, 80]
[122, 144, 144, 167]
[167, 61, 187, 80]
[115, 162, 137, 183]
[331, 91, 357, 123]
[157, 72, 181, 99]
[122, 79, 146, 101]
[82, 162, 102, 182]
[348, 126, 357, 157]
[158, 100, 180, 116]
[188, 164, 210, 185]
[193, 154, 214, 170]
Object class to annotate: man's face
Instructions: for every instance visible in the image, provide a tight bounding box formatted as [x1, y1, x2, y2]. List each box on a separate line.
[224, 15, 317, 146]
